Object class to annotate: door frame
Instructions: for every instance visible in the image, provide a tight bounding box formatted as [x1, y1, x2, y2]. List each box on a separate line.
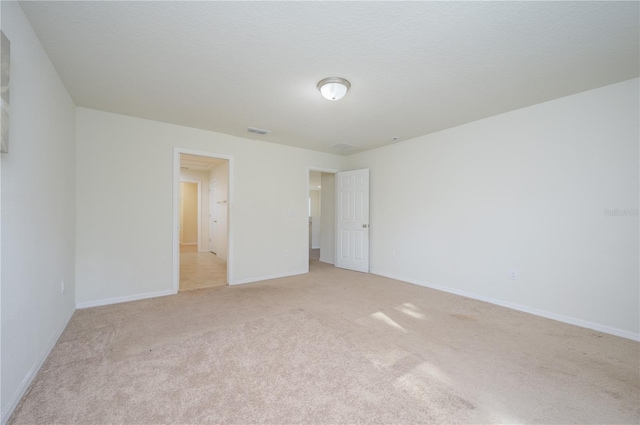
[305, 166, 339, 273]
[179, 179, 201, 250]
[173, 147, 234, 293]
[208, 178, 217, 254]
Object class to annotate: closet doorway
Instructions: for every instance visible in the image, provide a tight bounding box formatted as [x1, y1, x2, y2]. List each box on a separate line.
[307, 167, 337, 268]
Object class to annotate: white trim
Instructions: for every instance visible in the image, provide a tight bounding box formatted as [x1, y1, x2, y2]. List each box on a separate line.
[305, 166, 339, 273]
[174, 148, 234, 293]
[231, 269, 307, 286]
[307, 166, 340, 174]
[371, 269, 640, 342]
[76, 289, 173, 309]
[178, 178, 202, 251]
[1, 305, 76, 425]
[209, 177, 217, 254]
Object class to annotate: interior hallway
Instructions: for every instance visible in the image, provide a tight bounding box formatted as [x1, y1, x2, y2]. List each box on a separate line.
[179, 245, 227, 291]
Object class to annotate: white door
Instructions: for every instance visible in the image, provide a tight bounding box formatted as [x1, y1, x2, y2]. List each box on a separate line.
[209, 180, 218, 254]
[335, 169, 369, 272]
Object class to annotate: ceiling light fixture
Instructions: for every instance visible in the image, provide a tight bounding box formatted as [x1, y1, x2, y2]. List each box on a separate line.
[317, 77, 351, 101]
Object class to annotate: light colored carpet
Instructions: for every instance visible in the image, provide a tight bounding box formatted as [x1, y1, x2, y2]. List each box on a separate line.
[9, 261, 639, 424]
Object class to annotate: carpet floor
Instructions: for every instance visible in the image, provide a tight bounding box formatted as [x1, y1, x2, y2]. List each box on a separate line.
[9, 261, 640, 424]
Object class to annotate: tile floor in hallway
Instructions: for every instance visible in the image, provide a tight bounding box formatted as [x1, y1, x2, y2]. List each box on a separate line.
[179, 245, 227, 291]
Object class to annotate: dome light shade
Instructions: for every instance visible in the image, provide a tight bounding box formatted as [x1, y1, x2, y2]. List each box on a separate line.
[317, 77, 351, 101]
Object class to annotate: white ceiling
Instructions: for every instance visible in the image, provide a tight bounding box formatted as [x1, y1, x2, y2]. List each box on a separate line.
[19, 1, 639, 155]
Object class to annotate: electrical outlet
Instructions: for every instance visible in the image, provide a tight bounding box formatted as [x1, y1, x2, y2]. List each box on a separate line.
[509, 268, 519, 280]
[60, 280, 65, 294]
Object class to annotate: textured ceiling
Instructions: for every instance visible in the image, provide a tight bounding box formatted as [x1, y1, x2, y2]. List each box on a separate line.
[19, 1, 640, 155]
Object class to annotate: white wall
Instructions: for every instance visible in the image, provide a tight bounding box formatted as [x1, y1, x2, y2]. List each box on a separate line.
[0, 1, 76, 420]
[309, 190, 321, 248]
[75, 107, 344, 304]
[179, 181, 198, 244]
[346, 78, 640, 339]
[209, 161, 229, 259]
[320, 172, 336, 264]
[0, 3, 3, 417]
[180, 168, 210, 250]
[309, 190, 321, 217]
[309, 170, 321, 189]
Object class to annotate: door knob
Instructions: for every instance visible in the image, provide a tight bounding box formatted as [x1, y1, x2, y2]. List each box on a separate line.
[362, 224, 368, 228]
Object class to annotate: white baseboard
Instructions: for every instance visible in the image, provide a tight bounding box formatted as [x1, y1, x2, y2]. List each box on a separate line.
[311, 245, 320, 249]
[319, 256, 334, 265]
[76, 289, 174, 309]
[371, 269, 640, 342]
[231, 269, 307, 286]
[1, 304, 76, 425]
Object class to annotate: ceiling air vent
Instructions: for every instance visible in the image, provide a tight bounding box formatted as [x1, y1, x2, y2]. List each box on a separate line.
[331, 143, 355, 151]
[247, 127, 270, 135]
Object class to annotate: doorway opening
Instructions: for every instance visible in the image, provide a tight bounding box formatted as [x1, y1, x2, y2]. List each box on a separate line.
[174, 149, 232, 292]
[307, 167, 338, 269]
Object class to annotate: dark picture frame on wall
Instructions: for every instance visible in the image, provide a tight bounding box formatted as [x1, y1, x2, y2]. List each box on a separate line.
[1, 30, 10, 154]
